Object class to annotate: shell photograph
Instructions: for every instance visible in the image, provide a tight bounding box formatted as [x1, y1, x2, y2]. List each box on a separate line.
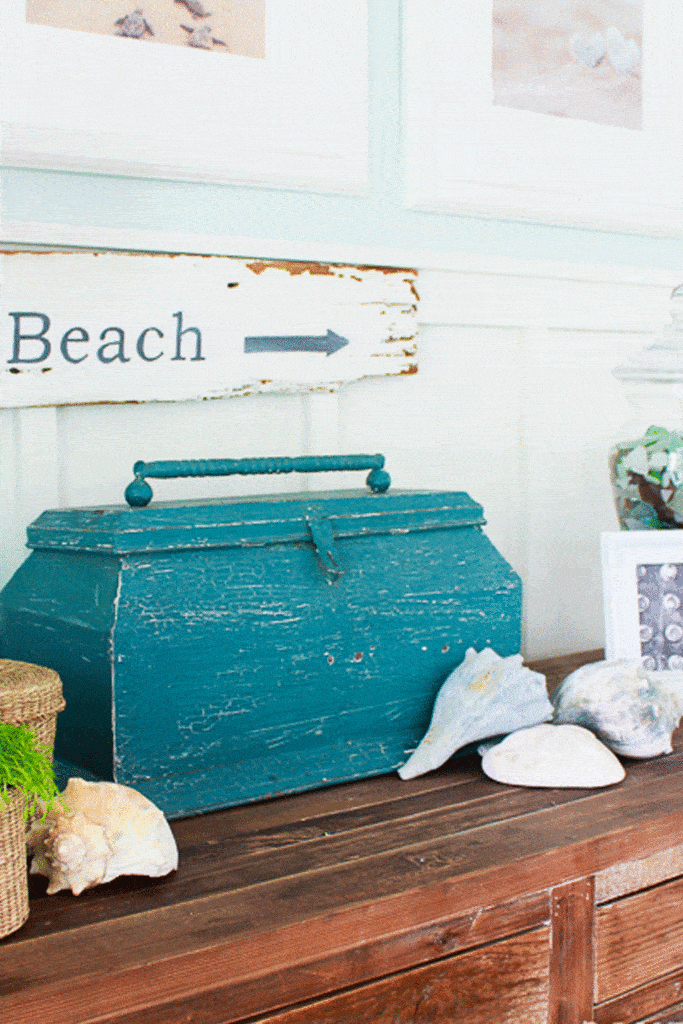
[637, 563, 683, 671]
[25, 0, 265, 57]
[492, 0, 642, 129]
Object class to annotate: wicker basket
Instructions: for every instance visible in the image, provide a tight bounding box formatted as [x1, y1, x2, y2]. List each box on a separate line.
[0, 787, 29, 939]
[0, 659, 65, 759]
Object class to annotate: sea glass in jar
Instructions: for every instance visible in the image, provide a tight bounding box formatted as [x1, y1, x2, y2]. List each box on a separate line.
[610, 286, 683, 529]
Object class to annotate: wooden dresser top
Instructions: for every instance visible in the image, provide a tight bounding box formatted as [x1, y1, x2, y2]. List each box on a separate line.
[4, 649, 683, 1024]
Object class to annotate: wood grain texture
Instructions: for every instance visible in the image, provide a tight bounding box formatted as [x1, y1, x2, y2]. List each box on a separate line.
[593, 971, 683, 1023]
[548, 877, 595, 1024]
[532, 649, 604, 694]
[25, 893, 548, 1024]
[247, 927, 550, 1024]
[596, 841, 683, 903]
[5, 753, 683, 1024]
[6, 652, 683, 1024]
[639, 1006, 683, 1024]
[596, 875, 683, 1003]
[9, 741, 683, 961]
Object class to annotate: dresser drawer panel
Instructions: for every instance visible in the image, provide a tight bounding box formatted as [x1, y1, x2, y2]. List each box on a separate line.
[595, 844, 683, 903]
[251, 926, 550, 1024]
[596, 875, 683, 1003]
[594, 979, 683, 1024]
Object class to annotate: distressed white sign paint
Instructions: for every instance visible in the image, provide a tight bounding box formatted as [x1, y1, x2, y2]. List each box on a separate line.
[0, 253, 418, 408]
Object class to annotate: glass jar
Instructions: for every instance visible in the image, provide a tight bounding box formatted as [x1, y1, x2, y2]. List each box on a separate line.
[610, 286, 683, 529]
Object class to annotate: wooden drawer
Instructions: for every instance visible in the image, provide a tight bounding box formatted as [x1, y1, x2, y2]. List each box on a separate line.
[9, 651, 683, 1024]
[597, 874, 683, 1003]
[251, 927, 550, 1024]
[594, 871, 683, 1024]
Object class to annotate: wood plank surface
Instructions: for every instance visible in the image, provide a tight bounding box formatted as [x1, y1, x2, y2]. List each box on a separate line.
[531, 649, 603, 693]
[5, 754, 683, 1024]
[4, 762, 571, 945]
[28, 892, 549, 1024]
[639, 1007, 683, 1024]
[9, 647, 683, 1024]
[596, 875, 683, 1003]
[594, 970, 683, 1024]
[596, 842, 683, 903]
[248, 927, 551, 1024]
[0, 254, 417, 408]
[548, 877, 595, 1024]
[8, 745, 683, 973]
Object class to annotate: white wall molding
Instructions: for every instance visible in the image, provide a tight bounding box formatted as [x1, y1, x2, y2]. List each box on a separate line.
[417, 269, 677, 332]
[2, 219, 682, 287]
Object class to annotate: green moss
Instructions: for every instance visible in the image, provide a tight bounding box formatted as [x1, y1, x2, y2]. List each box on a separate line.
[0, 722, 60, 820]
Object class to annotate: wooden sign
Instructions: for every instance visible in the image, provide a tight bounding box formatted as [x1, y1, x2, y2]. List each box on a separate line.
[0, 253, 418, 408]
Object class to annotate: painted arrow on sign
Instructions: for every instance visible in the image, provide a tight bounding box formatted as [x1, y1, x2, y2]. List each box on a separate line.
[244, 330, 349, 356]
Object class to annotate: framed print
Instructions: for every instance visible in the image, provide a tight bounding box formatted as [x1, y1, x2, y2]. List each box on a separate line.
[403, 2, 683, 234]
[0, 1, 368, 194]
[602, 531, 683, 665]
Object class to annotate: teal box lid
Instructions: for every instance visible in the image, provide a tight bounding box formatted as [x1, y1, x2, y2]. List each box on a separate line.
[26, 490, 486, 555]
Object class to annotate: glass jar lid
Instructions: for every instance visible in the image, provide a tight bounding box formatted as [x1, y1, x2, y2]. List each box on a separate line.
[614, 285, 683, 384]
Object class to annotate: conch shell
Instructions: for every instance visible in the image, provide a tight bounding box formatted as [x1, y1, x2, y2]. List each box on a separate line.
[27, 778, 178, 895]
[552, 659, 683, 759]
[398, 647, 553, 780]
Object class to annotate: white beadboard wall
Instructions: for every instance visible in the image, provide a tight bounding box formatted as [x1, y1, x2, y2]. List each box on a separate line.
[1, 255, 680, 660]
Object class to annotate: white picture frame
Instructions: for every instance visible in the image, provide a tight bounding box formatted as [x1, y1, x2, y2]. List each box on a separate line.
[602, 531, 683, 665]
[403, 1, 683, 235]
[0, 1, 369, 194]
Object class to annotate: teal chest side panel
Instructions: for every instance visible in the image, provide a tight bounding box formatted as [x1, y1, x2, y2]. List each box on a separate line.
[0, 550, 119, 780]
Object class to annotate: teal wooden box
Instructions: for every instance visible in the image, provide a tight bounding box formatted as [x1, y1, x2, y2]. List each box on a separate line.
[0, 456, 522, 819]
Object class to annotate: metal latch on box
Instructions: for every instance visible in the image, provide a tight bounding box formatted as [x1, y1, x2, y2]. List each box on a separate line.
[305, 516, 345, 583]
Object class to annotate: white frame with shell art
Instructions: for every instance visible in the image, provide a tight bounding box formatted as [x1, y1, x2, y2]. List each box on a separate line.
[403, 1, 683, 235]
[602, 530, 683, 666]
[0, 0, 369, 194]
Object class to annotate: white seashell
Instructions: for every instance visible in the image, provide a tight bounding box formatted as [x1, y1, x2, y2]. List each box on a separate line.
[480, 724, 625, 788]
[569, 32, 605, 68]
[552, 659, 683, 759]
[605, 26, 640, 74]
[398, 647, 553, 780]
[27, 778, 178, 895]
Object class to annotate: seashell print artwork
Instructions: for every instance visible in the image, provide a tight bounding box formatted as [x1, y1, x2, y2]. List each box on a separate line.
[493, 0, 642, 130]
[569, 32, 605, 69]
[27, 778, 178, 895]
[604, 26, 641, 75]
[479, 723, 626, 788]
[552, 659, 683, 759]
[398, 647, 553, 780]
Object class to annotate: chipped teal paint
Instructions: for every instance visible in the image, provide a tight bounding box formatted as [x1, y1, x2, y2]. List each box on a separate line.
[0, 488, 522, 819]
